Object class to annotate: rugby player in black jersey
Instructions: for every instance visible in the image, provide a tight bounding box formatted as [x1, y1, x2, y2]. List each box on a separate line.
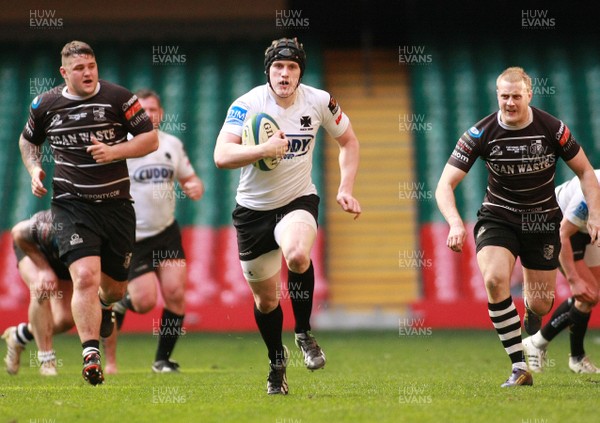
[18, 41, 158, 385]
[436, 67, 600, 387]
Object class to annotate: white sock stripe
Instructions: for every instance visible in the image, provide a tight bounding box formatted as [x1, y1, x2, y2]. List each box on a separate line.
[37, 350, 56, 363]
[488, 304, 517, 318]
[82, 346, 100, 357]
[492, 315, 521, 329]
[499, 328, 522, 341]
[15, 323, 29, 345]
[506, 343, 523, 355]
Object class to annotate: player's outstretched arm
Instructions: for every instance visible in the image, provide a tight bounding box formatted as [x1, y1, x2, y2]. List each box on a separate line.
[334, 123, 361, 219]
[19, 135, 47, 198]
[566, 150, 600, 245]
[558, 218, 599, 305]
[435, 164, 467, 252]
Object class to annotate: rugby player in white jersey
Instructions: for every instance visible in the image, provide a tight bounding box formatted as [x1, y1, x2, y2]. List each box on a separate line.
[214, 37, 361, 395]
[103, 89, 204, 374]
[523, 170, 600, 374]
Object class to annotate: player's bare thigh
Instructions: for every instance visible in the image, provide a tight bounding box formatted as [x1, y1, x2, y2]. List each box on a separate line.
[476, 245, 516, 302]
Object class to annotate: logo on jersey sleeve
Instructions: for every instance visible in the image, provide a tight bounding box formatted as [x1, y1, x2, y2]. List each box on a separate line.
[328, 96, 339, 115]
[123, 96, 149, 128]
[467, 126, 484, 138]
[24, 119, 34, 138]
[225, 105, 247, 126]
[125, 100, 143, 120]
[32, 95, 42, 109]
[327, 96, 344, 125]
[556, 121, 571, 146]
[574, 201, 589, 222]
[451, 149, 469, 164]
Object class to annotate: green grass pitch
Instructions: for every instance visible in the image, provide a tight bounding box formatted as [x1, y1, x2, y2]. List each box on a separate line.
[1, 329, 599, 422]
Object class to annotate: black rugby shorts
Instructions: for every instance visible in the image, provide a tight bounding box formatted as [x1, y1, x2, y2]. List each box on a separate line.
[51, 198, 135, 281]
[474, 209, 561, 270]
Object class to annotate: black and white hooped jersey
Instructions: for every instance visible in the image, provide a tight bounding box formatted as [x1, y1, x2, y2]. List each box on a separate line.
[448, 106, 581, 224]
[21, 80, 154, 202]
[220, 83, 349, 211]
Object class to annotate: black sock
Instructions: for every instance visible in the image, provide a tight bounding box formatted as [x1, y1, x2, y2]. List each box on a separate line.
[569, 306, 591, 358]
[155, 308, 185, 362]
[112, 292, 131, 330]
[540, 297, 573, 341]
[488, 296, 524, 365]
[16, 322, 34, 345]
[288, 261, 314, 334]
[115, 310, 126, 330]
[120, 292, 135, 312]
[254, 303, 284, 365]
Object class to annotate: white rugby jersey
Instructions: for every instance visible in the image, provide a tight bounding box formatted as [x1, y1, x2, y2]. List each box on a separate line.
[220, 83, 350, 210]
[127, 131, 195, 240]
[555, 169, 600, 233]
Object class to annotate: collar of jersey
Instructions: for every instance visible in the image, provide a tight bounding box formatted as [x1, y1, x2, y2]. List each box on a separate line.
[496, 106, 533, 131]
[61, 82, 101, 101]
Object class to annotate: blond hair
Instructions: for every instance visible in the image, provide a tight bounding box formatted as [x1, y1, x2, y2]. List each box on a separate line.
[496, 67, 532, 92]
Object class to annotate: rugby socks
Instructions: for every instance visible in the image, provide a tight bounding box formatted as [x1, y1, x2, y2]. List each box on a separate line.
[99, 296, 112, 309]
[112, 292, 132, 330]
[288, 261, 314, 334]
[155, 308, 185, 362]
[488, 296, 526, 367]
[82, 340, 101, 357]
[254, 303, 285, 365]
[568, 306, 591, 359]
[114, 292, 135, 313]
[536, 297, 573, 348]
[114, 309, 126, 331]
[15, 322, 34, 346]
[38, 350, 56, 364]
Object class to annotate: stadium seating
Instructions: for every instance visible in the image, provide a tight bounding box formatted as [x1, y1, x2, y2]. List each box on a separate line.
[323, 49, 419, 311]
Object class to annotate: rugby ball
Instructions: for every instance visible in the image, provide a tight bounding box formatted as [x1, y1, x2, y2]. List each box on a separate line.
[242, 113, 281, 171]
